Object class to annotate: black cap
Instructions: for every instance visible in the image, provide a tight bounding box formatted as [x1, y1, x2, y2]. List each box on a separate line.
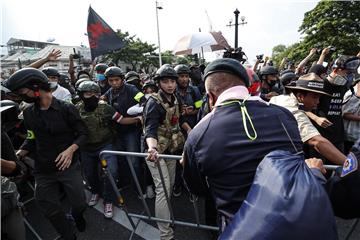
[308, 64, 327, 77]
[204, 58, 249, 87]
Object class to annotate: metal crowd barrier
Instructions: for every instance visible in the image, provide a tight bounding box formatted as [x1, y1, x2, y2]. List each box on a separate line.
[99, 150, 348, 239]
[99, 150, 219, 240]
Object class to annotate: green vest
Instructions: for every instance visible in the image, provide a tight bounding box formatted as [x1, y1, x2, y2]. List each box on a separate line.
[150, 93, 185, 154]
[76, 100, 114, 146]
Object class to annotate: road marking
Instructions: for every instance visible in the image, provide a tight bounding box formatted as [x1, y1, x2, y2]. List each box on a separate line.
[85, 191, 160, 240]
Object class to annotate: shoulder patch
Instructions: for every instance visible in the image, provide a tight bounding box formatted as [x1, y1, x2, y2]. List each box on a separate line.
[341, 152, 358, 178]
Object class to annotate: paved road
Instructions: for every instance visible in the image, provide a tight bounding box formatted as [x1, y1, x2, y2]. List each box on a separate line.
[22, 183, 359, 240]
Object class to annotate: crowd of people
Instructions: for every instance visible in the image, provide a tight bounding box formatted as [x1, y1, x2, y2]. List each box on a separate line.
[1, 46, 360, 240]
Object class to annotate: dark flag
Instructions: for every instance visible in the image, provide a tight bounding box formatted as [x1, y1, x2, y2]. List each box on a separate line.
[87, 6, 124, 60]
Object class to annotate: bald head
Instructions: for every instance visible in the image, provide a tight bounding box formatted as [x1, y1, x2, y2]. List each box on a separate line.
[205, 72, 245, 97]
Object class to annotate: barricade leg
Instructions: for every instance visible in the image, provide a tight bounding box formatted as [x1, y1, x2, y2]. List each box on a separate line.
[100, 150, 220, 236]
[345, 218, 359, 240]
[100, 159, 137, 232]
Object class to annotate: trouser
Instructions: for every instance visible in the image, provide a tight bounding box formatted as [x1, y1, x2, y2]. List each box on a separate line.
[34, 163, 86, 240]
[174, 160, 184, 190]
[81, 143, 118, 203]
[1, 207, 26, 240]
[115, 130, 145, 193]
[146, 158, 176, 240]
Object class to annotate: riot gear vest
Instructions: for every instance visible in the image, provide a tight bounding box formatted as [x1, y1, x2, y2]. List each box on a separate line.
[77, 100, 114, 148]
[149, 93, 185, 154]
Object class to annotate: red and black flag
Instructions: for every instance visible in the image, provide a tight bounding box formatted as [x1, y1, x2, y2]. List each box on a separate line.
[87, 6, 124, 60]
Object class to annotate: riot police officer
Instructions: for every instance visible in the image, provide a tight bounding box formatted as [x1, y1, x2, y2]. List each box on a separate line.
[3, 68, 88, 240]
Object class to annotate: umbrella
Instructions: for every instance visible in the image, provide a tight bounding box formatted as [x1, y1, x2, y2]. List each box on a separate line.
[173, 31, 230, 55]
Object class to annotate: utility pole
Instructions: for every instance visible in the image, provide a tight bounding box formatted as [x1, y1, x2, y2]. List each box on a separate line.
[156, 1, 163, 67]
[226, 9, 247, 49]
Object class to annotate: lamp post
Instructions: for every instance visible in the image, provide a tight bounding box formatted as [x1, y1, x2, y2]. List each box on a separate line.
[226, 9, 248, 49]
[156, 1, 163, 67]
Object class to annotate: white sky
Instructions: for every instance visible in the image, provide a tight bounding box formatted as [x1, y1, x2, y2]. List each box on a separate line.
[1, 0, 319, 64]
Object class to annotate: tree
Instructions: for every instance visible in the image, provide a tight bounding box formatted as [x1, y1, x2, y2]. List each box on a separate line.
[299, 0, 360, 58]
[272, 1, 360, 67]
[104, 30, 158, 70]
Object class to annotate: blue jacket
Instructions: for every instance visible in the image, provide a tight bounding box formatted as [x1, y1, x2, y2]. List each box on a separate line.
[183, 99, 303, 221]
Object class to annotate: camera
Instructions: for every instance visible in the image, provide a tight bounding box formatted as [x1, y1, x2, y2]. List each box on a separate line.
[73, 48, 82, 59]
[256, 54, 264, 63]
[316, 46, 337, 54]
[329, 46, 337, 51]
[223, 47, 247, 64]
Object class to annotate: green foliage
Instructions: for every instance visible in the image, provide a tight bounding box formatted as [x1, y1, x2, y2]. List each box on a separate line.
[103, 30, 200, 72]
[272, 1, 360, 67]
[104, 30, 158, 71]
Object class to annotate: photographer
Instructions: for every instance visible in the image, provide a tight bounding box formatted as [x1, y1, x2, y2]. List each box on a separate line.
[253, 54, 264, 73]
[295, 48, 317, 75]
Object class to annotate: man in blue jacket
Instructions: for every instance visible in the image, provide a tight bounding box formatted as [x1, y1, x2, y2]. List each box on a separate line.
[182, 58, 304, 227]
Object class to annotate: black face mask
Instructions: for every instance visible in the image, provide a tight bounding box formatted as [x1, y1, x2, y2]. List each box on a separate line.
[19, 94, 39, 103]
[266, 79, 278, 88]
[82, 96, 99, 112]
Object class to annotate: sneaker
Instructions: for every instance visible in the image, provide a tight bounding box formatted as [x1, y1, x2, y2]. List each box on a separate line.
[173, 185, 182, 197]
[88, 194, 99, 206]
[104, 203, 113, 218]
[146, 186, 155, 199]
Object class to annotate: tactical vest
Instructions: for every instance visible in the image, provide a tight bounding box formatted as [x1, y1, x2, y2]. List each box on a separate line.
[150, 93, 185, 154]
[77, 101, 114, 145]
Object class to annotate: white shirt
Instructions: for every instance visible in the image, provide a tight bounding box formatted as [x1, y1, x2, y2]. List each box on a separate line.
[52, 85, 72, 102]
[270, 94, 320, 143]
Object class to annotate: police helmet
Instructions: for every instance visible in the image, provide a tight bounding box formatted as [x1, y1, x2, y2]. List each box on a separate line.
[142, 80, 158, 91]
[153, 64, 178, 81]
[259, 66, 278, 77]
[174, 64, 191, 75]
[42, 67, 60, 77]
[280, 72, 298, 86]
[59, 73, 70, 83]
[104, 66, 124, 78]
[77, 81, 101, 93]
[125, 71, 140, 83]
[75, 78, 92, 89]
[95, 63, 109, 73]
[4, 68, 51, 92]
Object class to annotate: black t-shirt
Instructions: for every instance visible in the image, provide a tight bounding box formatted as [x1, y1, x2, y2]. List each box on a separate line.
[315, 79, 348, 144]
[21, 98, 88, 174]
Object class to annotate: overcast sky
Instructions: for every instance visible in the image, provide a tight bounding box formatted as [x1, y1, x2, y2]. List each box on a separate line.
[1, 0, 319, 64]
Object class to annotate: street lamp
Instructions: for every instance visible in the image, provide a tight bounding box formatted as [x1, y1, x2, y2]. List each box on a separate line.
[156, 1, 163, 67]
[226, 9, 248, 49]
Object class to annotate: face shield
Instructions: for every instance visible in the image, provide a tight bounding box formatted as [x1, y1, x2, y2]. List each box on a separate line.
[345, 58, 360, 73]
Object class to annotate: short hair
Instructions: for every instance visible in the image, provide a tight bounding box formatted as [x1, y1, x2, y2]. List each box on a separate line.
[205, 72, 245, 96]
